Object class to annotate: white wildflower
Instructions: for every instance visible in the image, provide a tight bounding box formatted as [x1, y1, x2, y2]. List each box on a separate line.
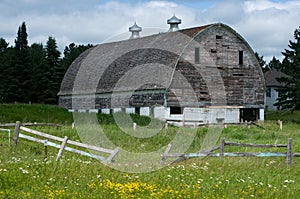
[268, 184, 272, 188]
[19, 167, 29, 174]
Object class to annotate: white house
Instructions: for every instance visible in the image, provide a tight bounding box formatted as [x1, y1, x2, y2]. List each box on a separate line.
[264, 70, 287, 111]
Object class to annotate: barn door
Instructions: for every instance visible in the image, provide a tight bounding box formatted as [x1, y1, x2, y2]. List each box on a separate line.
[240, 108, 259, 122]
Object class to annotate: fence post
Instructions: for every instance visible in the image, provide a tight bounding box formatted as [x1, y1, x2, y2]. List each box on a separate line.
[286, 138, 292, 166]
[44, 139, 48, 159]
[220, 138, 225, 159]
[13, 121, 21, 147]
[56, 136, 68, 161]
[278, 120, 283, 130]
[133, 123, 137, 131]
[161, 144, 172, 164]
[106, 147, 120, 163]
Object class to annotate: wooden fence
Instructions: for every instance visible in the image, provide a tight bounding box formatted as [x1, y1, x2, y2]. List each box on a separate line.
[13, 121, 119, 163]
[161, 138, 299, 166]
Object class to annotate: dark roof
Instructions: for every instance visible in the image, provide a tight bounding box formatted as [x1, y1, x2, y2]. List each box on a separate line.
[58, 24, 213, 96]
[264, 70, 288, 87]
[59, 23, 264, 101]
[58, 22, 266, 109]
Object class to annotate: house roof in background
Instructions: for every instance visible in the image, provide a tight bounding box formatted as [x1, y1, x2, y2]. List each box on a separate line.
[264, 70, 288, 87]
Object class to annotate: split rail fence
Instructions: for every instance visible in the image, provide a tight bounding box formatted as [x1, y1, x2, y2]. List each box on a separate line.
[13, 121, 119, 163]
[162, 138, 300, 166]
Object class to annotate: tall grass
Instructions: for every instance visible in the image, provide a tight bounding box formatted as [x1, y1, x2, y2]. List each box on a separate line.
[0, 104, 73, 124]
[266, 110, 300, 123]
[1, 104, 300, 198]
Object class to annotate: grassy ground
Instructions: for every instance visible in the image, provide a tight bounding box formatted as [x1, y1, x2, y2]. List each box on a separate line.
[0, 104, 300, 198]
[265, 109, 300, 123]
[0, 104, 73, 124]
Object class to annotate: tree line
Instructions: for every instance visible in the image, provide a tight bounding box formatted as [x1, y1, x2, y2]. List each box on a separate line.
[255, 26, 300, 111]
[0, 22, 93, 104]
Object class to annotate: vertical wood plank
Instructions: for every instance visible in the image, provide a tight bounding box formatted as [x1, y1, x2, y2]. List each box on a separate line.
[278, 120, 282, 130]
[161, 143, 172, 163]
[8, 129, 11, 146]
[220, 138, 225, 159]
[44, 139, 48, 158]
[286, 138, 292, 166]
[56, 136, 68, 161]
[106, 147, 120, 163]
[13, 121, 21, 146]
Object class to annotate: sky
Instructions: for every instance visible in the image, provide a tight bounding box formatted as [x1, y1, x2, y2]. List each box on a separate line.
[1, 0, 300, 62]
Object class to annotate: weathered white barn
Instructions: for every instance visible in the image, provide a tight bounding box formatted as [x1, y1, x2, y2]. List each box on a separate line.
[58, 15, 265, 125]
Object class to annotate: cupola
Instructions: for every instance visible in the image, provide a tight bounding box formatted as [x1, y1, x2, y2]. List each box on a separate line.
[129, 22, 142, 39]
[167, 14, 181, 32]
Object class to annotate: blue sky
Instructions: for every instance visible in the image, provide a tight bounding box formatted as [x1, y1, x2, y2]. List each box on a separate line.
[1, 0, 299, 62]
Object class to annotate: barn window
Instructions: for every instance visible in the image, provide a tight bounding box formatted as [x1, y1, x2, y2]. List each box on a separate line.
[216, 35, 222, 39]
[195, 47, 200, 64]
[239, 50, 243, 65]
[170, 107, 182, 114]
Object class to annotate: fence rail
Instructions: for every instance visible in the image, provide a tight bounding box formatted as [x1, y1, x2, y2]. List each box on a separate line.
[161, 138, 295, 166]
[13, 121, 119, 162]
[0, 122, 62, 127]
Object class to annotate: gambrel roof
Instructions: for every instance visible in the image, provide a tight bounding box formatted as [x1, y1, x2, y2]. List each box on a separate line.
[58, 23, 265, 109]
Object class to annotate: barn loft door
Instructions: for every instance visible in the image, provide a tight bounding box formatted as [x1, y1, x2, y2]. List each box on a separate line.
[240, 108, 259, 122]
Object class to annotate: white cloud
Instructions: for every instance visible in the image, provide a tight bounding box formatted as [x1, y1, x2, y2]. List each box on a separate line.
[0, 0, 299, 62]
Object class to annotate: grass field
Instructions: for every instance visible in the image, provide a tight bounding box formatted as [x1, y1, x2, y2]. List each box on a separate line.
[0, 104, 300, 198]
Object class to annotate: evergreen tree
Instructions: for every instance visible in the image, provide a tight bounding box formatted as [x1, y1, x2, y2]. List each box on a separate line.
[61, 43, 93, 70]
[29, 43, 47, 103]
[0, 38, 9, 102]
[13, 22, 31, 102]
[255, 52, 267, 72]
[0, 38, 8, 53]
[1, 47, 15, 103]
[42, 36, 61, 104]
[276, 26, 300, 111]
[0, 22, 92, 105]
[266, 56, 281, 71]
